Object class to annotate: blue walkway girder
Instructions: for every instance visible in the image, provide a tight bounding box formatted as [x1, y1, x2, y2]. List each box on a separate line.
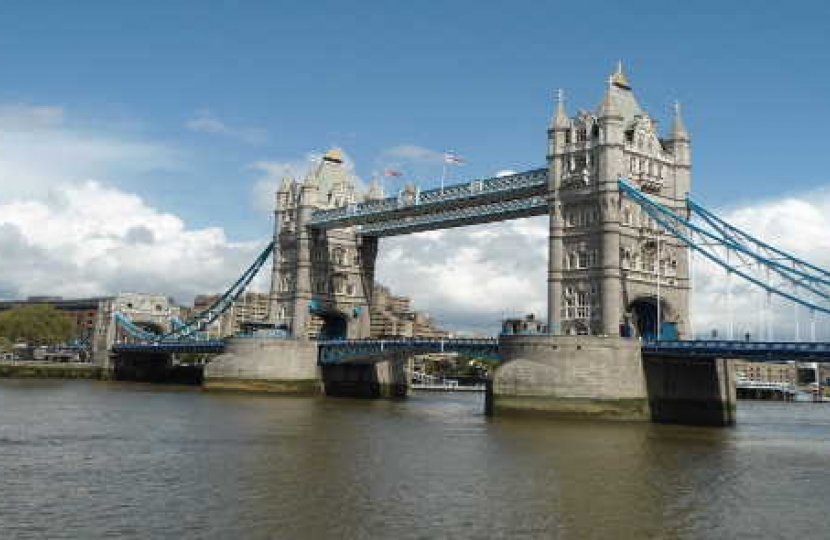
[112, 340, 226, 354]
[642, 339, 830, 362]
[317, 338, 500, 364]
[308, 168, 548, 235]
[357, 195, 549, 237]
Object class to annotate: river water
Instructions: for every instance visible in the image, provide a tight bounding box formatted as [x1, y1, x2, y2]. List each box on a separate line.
[1, 380, 829, 539]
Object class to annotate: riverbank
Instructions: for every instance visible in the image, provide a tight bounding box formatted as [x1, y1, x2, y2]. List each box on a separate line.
[0, 361, 103, 380]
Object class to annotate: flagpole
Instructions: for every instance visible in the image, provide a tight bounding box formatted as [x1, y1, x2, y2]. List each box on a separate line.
[440, 161, 447, 193]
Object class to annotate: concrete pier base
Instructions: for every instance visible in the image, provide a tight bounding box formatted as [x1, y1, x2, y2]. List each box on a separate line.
[204, 337, 322, 394]
[321, 358, 411, 399]
[492, 335, 650, 420]
[643, 356, 736, 426]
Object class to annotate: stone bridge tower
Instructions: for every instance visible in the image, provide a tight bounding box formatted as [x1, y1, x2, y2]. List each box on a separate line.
[268, 149, 381, 340]
[547, 64, 691, 339]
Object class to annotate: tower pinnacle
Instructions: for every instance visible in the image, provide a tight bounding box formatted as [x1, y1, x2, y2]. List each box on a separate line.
[597, 77, 620, 117]
[552, 88, 569, 129]
[671, 100, 690, 140]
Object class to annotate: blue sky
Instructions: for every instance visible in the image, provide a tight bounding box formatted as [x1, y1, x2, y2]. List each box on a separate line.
[2, 1, 829, 239]
[2, 1, 830, 334]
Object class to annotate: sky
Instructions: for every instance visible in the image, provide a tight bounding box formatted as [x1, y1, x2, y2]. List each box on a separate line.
[1, 1, 830, 336]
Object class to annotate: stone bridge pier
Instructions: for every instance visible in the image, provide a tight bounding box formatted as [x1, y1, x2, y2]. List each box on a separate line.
[642, 355, 736, 426]
[204, 337, 322, 394]
[493, 335, 650, 420]
[321, 356, 412, 399]
[491, 334, 736, 426]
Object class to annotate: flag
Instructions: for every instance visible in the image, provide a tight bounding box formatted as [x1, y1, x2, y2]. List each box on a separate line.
[444, 151, 465, 165]
[383, 169, 403, 177]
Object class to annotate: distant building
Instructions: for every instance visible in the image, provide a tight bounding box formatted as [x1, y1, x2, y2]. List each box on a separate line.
[370, 284, 448, 339]
[0, 296, 111, 342]
[191, 285, 447, 340]
[193, 292, 271, 338]
[0, 293, 189, 344]
[502, 314, 548, 335]
[732, 360, 796, 387]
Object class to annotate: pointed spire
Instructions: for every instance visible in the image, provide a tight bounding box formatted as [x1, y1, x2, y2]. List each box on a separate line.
[671, 100, 690, 140]
[611, 60, 631, 89]
[278, 176, 292, 193]
[303, 169, 318, 188]
[551, 88, 570, 129]
[366, 177, 384, 200]
[597, 74, 619, 117]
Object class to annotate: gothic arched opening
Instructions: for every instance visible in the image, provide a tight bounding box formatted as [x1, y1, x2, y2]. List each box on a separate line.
[629, 298, 658, 340]
[626, 297, 679, 340]
[317, 311, 348, 340]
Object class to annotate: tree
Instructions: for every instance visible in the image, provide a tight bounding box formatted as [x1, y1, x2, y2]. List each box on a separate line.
[0, 305, 74, 346]
[0, 336, 11, 352]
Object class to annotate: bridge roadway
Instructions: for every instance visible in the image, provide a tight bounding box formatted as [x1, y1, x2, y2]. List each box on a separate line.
[112, 337, 830, 363]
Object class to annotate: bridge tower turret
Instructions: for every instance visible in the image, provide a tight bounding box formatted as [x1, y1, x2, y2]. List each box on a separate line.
[291, 171, 319, 338]
[268, 149, 377, 340]
[546, 89, 570, 334]
[666, 101, 691, 198]
[545, 63, 692, 338]
[268, 176, 296, 329]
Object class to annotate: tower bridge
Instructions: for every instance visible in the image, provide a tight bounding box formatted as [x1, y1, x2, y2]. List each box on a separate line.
[107, 64, 830, 425]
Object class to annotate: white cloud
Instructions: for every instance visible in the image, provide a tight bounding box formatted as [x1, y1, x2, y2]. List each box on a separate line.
[186, 116, 226, 134]
[185, 109, 268, 145]
[376, 217, 549, 334]
[0, 181, 263, 304]
[379, 144, 444, 164]
[0, 103, 266, 306]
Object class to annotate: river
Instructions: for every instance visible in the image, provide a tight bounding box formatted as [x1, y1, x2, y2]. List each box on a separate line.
[1, 379, 829, 539]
